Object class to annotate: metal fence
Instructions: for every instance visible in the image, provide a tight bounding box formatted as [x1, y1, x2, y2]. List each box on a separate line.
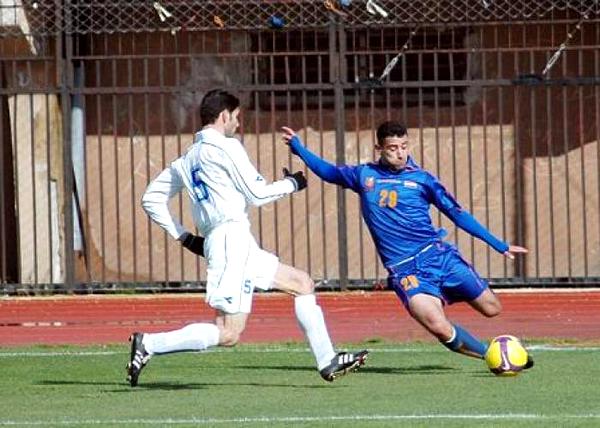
[1, 1, 600, 293]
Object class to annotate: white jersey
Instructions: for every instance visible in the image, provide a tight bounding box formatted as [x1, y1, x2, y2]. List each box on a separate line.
[142, 127, 296, 238]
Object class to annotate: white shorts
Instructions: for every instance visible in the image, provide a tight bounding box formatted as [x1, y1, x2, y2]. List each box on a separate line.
[204, 221, 279, 314]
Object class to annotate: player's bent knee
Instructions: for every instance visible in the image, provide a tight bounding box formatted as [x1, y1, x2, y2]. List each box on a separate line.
[482, 301, 502, 318]
[294, 271, 315, 295]
[472, 291, 502, 317]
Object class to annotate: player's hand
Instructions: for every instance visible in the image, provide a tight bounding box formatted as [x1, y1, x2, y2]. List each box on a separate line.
[281, 126, 301, 155]
[282, 167, 307, 191]
[179, 232, 205, 257]
[281, 126, 296, 143]
[503, 245, 528, 260]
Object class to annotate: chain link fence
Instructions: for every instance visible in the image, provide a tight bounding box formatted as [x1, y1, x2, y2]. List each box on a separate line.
[0, 0, 599, 37]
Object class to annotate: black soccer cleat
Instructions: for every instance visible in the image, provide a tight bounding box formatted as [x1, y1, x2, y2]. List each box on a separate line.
[523, 354, 534, 370]
[319, 350, 369, 382]
[126, 332, 151, 387]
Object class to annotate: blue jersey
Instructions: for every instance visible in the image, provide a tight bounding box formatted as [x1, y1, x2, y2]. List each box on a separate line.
[289, 136, 509, 268]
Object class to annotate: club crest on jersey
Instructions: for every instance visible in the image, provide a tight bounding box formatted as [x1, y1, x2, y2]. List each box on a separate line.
[364, 176, 376, 191]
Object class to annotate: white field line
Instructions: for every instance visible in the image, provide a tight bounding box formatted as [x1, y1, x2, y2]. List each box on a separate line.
[1, 414, 600, 426]
[0, 345, 597, 358]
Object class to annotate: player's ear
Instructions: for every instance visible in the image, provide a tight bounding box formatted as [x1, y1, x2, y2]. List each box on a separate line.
[219, 109, 229, 123]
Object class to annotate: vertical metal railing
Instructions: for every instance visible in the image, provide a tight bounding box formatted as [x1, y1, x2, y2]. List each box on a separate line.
[1, 7, 600, 291]
[331, 21, 349, 289]
[59, 0, 74, 288]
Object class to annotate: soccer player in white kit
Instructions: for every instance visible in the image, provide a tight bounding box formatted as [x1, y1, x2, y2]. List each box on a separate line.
[126, 89, 368, 386]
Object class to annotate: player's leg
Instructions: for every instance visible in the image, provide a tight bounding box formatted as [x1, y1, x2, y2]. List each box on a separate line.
[467, 288, 502, 317]
[126, 321, 221, 387]
[126, 313, 243, 387]
[407, 293, 487, 359]
[443, 246, 501, 318]
[271, 263, 335, 368]
[271, 262, 368, 381]
[434, 247, 500, 359]
[467, 289, 533, 369]
[459, 272, 535, 369]
[141, 310, 248, 354]
[140, 323, 221, 355]
[126, 223, 248, 386]
[388, 245, 487, 359]
[215, 311, 249, 346]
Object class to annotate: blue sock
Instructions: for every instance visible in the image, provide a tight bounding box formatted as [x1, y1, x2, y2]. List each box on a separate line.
[442, 324, 487, 359]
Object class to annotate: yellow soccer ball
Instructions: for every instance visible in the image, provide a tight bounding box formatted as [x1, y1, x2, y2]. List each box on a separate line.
[485, 335, 529, 376]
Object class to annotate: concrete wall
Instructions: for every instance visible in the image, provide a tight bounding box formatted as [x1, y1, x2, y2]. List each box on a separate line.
[9, 93, 63, 284]
[81, 124, 518, 282]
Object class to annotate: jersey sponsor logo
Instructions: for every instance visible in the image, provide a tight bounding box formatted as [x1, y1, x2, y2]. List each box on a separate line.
[400, 275, 419, 291]
[403, 180, 418, 188]
[364, 176, 376, 191]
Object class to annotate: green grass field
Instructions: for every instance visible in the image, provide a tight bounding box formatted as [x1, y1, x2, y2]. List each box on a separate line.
[0, 342, 598, 427]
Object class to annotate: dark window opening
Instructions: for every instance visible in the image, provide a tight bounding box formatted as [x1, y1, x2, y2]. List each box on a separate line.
[250, 27, 469, 110]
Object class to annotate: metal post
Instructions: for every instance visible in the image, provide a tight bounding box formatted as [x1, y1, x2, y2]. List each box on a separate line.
[58, 0, 75, 289]
[330, 20, 348, 290]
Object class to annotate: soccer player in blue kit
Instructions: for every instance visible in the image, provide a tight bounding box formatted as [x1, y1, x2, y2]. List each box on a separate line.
[281, 121, 534, 368]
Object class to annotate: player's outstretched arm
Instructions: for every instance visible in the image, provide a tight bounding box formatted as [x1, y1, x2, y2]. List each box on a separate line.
[280, 127, 347, 186]
[503, 245, 528, 260]
[225, 138, 298, 206]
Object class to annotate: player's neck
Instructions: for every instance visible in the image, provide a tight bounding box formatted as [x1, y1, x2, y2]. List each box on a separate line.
[203, 123, 225, 136]
[379, 158, 404, 172]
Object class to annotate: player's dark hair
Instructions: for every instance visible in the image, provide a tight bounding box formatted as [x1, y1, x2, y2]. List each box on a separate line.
[376, 121, 408, 145]
[199, 89, 240, 126]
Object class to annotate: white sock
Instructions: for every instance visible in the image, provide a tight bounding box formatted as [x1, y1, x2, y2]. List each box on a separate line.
[142, 323, 220, 355]
[294, 294, 336, 370]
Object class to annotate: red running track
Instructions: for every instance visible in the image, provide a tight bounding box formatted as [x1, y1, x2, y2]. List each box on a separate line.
[0, 291, 599, 346]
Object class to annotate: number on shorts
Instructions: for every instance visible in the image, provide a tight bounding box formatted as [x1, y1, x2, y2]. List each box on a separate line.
[243, 280, 252, 294]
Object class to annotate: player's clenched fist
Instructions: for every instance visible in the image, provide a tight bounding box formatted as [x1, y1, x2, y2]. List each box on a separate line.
[283, 167, 307, 191]
[179, 232, 205, 257]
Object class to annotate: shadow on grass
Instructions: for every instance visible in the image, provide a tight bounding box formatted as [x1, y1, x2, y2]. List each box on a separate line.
[361, 364, 459, 375]
[238, 363, 460, 375]
[36, 379, 334, 391]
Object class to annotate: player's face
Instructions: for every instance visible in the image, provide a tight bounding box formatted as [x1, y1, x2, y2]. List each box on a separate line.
[223, 108, 240, 137]
[377, 135, 410, 171]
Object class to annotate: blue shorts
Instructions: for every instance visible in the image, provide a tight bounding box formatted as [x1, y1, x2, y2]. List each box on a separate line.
[387, 241, 488, 307]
